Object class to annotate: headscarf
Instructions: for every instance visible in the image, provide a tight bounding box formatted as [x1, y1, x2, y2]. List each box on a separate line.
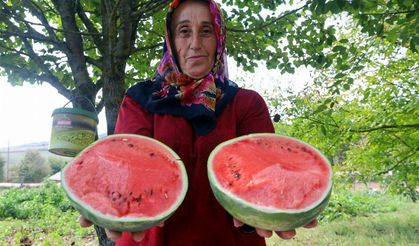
[126, 0, 238, 135]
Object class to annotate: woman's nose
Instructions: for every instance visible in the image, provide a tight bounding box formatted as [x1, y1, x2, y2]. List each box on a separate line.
[190, 32, 201, 50]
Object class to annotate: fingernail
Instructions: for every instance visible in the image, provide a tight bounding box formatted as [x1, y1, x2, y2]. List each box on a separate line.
[132, 232, 145, 242]
[256, 229, 272, 238]
[278, 230, 296, 240]
[233, 220, 244, 228]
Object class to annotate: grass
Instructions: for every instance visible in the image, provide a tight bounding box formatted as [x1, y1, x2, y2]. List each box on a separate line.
[0, 184, 417, 245]
[0, 211, 97, 246]
[266, 202, 419, 246]
[1, 202, 417, 246]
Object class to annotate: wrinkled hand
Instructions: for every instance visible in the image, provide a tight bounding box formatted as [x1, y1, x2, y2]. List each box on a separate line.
[79, 215, 164, 242]
[233, 218, 318, 240]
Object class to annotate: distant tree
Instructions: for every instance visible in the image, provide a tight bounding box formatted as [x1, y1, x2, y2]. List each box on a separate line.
[18, 150, 51, 183]
[0, 154, 5, 182]
[8, 164, 21, 183]
[48, 156, 68, 174]
[273, 35, 419, 201]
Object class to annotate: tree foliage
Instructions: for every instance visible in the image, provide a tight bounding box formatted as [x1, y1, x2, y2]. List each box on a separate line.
[18, 150, 51, 183]
[0, 154, 5, 182]
[273, 32, 418, 201]
[0, 0, 417, 134]
[47, 156, 68, 174]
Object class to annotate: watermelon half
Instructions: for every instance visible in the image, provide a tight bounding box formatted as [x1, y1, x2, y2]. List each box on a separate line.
[61, 134, 188, 232]
[208, 133, 332, 231]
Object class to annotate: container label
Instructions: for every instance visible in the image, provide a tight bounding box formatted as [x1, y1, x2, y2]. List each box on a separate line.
[57, 120, 72, 126]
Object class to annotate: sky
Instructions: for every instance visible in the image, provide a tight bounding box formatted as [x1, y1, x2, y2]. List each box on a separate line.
[0, 61, 311, 149]
[0, 79, 107, 148]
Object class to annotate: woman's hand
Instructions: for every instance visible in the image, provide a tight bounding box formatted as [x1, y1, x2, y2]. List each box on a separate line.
[233, 218, 318, 239]
[79, 215, 163, 242]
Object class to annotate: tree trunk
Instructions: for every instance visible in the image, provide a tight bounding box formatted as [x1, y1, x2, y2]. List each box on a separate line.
[94, 225, 115, 246]
[103, 77, 125, 135]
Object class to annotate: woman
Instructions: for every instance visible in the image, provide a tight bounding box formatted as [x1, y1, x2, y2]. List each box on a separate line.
[80, 0, 316, 245]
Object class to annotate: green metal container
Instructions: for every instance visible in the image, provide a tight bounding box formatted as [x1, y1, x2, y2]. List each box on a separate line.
[49, 107, 98, 157]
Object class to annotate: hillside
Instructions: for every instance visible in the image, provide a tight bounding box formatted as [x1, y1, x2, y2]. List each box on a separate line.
[0, 141, 49, 153]
[0, 142, 71, 167]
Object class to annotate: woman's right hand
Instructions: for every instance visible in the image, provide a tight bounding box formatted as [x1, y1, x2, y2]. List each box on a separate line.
[78, 215, 147, 242]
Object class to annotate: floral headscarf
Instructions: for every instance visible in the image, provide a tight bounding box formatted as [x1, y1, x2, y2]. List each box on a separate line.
[126, 0, 238, 135]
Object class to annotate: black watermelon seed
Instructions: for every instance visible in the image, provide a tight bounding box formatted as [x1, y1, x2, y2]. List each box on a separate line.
[233, 171, 241, 180]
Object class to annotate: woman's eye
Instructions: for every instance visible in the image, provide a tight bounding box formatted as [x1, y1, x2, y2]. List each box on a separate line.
[203, 27, 213, 33]
[178, 28, 191, 36]
[200, 27, 214, 36]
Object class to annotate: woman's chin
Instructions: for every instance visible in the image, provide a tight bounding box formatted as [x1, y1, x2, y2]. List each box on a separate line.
[184, 69, 211, 80]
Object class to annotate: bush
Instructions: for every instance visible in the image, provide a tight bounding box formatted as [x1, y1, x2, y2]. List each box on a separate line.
[0, 154, 5, 182]
[0, 181, 73, 220]
[319, 186, 407, 222]
[18, 150, 51, 183]
[48, 157, 68, 174]
[0, 181, 95, 245]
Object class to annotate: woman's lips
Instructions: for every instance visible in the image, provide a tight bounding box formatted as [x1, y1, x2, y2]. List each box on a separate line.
[187, 55, 206, 61]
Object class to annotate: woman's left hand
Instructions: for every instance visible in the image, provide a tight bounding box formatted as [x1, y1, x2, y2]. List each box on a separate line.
[233, 218, 318, 239]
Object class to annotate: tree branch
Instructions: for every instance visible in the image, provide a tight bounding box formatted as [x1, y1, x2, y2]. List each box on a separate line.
[131, 0, 168, 20]
[115, 0, 136, 59]
[390, 133, 415, 150]
[75, 1, 105, 54]
[373, 151, 418, 176]
[359, 8, 419, 16]
[94, 77, 104, 94]
[85, 56, 102, 68]
[132, 42, 162, 54]
[0, 1, 69, 53]
[96, 96, 105, 114]
[228, 4, 308, 33]
[0, 43, 30, 58]
[350, 123, 419, 133]
[22, 0, 61, 44]
[52, 0, 95, 96]
[0, 62, 72, 99]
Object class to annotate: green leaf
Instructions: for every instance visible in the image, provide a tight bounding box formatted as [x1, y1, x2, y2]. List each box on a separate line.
[335, 73, 346, 79]
[401, 0, 413, 8]
[343, 83, 351, 90]
[409, 37, 418, 52]
[325, 1, 341, 14]
[313, 104, 328, 114]
[340, 64, 351, 71]
[332, 45, 346, 53]
[386, 28, 399, 43]
[320, 125, 327, 136]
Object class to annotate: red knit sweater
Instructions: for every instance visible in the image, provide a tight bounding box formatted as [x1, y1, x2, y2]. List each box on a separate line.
[114, 88, 275, 246]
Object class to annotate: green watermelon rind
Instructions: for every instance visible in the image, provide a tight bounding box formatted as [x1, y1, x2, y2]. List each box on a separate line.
[61, 134, 188, 232]
[207, 133, 333, 231]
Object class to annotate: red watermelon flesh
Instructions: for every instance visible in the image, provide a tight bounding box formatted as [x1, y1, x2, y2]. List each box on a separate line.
[212, 136, 330, 210]
[64, 135, 184, 218]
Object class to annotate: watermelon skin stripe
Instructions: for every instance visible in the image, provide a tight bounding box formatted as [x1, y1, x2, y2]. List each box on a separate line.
[209, 181, 331, 231]
[207, 133, 333, 231]
[63, 186, 170, 232]
[61, 134, 188, 232]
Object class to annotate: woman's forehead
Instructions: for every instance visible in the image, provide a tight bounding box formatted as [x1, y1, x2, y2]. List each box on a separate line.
[172, 1, 212, 25]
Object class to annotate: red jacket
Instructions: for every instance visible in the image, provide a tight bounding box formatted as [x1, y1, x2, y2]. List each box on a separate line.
[114, 88, 275, 246]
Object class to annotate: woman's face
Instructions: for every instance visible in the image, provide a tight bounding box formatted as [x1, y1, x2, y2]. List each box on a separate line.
[171, 1, 217, 79]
